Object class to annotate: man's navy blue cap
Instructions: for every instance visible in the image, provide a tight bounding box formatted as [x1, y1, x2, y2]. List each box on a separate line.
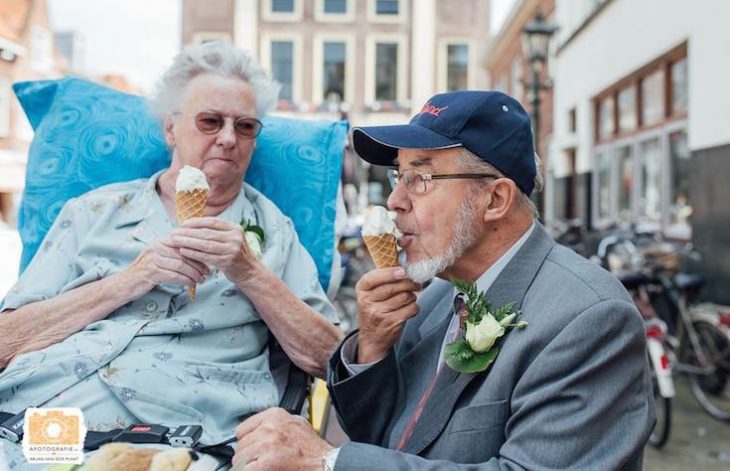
[352, 90, 536, 195]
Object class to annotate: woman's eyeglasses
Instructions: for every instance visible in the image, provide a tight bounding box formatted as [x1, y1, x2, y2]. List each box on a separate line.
[387, 168, 500, 195]
[176, 112, 263, 139]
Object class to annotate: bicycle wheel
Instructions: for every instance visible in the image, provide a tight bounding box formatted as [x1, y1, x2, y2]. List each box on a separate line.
[686, 320, 730, 421]
[648, 355, 672, 448]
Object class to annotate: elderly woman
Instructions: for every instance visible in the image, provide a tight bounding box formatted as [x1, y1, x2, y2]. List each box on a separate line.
[0, 42, 342, 464]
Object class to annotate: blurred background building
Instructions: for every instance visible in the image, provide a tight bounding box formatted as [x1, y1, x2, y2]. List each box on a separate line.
[182, 0, 492, 212]
[0, 0, 63, 227]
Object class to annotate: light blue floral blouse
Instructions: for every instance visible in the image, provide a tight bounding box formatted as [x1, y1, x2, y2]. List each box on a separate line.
[0, 171, 335, 448]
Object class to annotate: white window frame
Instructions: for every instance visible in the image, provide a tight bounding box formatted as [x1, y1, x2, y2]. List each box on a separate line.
[591, 120, 689, 237]
[261, 0, 303, 22]
[191, 31, 233, 46]
[364, 33, 408, 105]
[260, 33, 302, 103]
[314, 0, 355, 23]
[366, 0, 408, 24]
[437, 38, 476, 92]
[312, 33, 355, 105]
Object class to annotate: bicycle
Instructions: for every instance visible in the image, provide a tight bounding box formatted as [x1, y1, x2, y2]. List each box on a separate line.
[596, 230, 730, 423]
[616, 269, 674, 448]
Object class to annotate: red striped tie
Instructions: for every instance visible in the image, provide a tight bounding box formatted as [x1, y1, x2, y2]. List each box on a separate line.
[395, 296, 467, 451]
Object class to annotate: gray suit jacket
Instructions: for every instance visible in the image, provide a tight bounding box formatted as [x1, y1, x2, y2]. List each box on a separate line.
[328, 225, 655, 470]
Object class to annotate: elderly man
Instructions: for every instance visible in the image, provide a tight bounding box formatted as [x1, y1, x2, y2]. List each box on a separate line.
[233, 90, 654, 470]
[0, 42, 341, 468]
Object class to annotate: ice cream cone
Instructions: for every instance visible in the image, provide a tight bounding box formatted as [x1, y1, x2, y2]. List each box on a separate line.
[364, 234, 399, 269]
[175, 188, 207, 300]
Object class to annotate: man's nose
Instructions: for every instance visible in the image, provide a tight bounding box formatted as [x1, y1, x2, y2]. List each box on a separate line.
[387, 180, 410, 213]
[215, 120, 237, 148]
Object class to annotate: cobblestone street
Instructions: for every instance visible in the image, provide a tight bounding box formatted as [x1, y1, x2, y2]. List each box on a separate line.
[644, 380, 730, 470]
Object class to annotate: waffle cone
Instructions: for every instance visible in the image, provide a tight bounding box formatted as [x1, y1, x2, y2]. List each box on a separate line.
[175, 189, 208, 300]
[364, 234, 399, 269]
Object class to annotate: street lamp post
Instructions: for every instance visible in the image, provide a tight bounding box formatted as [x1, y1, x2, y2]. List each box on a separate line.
[522, 11, 557, 215]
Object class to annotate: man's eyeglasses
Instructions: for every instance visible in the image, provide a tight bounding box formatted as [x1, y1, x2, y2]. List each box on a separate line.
[175, 112, 263, 139]
[387, 168, 501, 195]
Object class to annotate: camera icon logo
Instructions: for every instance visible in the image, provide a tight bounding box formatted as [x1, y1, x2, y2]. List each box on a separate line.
[22, 408, 86, 465]
[27, 409, 81, 445]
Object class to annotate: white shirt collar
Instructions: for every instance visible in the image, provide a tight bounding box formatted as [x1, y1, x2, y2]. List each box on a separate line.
[454, 220, 536, 299]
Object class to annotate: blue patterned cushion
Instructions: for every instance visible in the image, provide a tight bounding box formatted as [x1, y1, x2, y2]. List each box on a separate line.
[13, 77, 345, 290]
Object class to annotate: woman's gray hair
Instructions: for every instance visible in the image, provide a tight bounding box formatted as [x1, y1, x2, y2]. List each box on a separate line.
[456, 148, 543, 218]
[149, 41, 280, 119]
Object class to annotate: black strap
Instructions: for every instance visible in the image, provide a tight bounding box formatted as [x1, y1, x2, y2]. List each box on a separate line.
[84, 429, 123, 451]
[269, 337, 311, 415]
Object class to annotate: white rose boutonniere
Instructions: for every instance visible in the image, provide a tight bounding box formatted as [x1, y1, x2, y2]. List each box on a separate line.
[240, 219, 265, 260]
[444, 279, 527, 373]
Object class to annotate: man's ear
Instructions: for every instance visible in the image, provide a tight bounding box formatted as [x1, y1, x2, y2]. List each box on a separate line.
[482, 178, 517, 223]
[163, 116, 176, 148]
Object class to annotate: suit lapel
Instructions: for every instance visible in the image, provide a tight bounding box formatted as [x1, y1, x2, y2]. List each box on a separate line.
[403, 225, 555, 455]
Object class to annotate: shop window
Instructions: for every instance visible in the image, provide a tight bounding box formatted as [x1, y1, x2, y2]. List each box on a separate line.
[598, 96, 614, 141]
[617, 86, 637, 133]
[596, 151, 612, 222]
[617, 145, 633, 223]
[669, 130, 691, 233]
[671, 58, 688, 114]
[641, 70, 664, 126]
[638, 138, 662, 226]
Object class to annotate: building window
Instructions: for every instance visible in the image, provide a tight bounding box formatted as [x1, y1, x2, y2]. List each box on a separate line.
[271, 41, 294, 100]
[0, 79, 10, 138]
[637, 138, 662, 227]
[368, 0, 407, 22]
[668, 130, 691, 234]
[323, 41, 346, 102]
[375, 43, 398, 101]
[596, 151, 612, 222]
[617, 145, 633, 223]
[568, 107, 577, 133]
[272, 0, 294, 12]
[590, 44, 689, 237]
[510, 57, 523, 100]
[641, 70, 664, 126]
[447, 44, 469, 91]
[315, 0, 354, 22]
[376, 0, 399, 14]
[324, 0, 347, 13]
[598, 96, 614, 141]
[262, 0, 303, 21]
[617, 86, 637, 133]
[670, 58, 688, 114]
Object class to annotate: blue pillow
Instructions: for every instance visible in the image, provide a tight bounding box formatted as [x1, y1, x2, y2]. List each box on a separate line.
[13, 77, 345, 290]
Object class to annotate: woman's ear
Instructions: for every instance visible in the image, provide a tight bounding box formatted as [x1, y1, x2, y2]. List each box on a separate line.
[163, 116, 176, 148]
[482, 178, 517, 223]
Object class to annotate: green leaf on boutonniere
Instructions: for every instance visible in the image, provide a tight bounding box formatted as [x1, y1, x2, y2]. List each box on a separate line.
[444, 340, 500, 373]
[445, 278, 525, 374]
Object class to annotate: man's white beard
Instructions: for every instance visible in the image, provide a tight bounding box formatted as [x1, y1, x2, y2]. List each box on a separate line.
[405, 197, 478, 283]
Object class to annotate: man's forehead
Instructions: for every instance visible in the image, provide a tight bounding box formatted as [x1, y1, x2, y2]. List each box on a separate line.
[394, 147, 459, 168]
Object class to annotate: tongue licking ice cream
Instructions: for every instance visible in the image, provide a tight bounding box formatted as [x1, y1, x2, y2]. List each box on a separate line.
[175, 165, 210, 300]
[362, 206, 400, 269]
